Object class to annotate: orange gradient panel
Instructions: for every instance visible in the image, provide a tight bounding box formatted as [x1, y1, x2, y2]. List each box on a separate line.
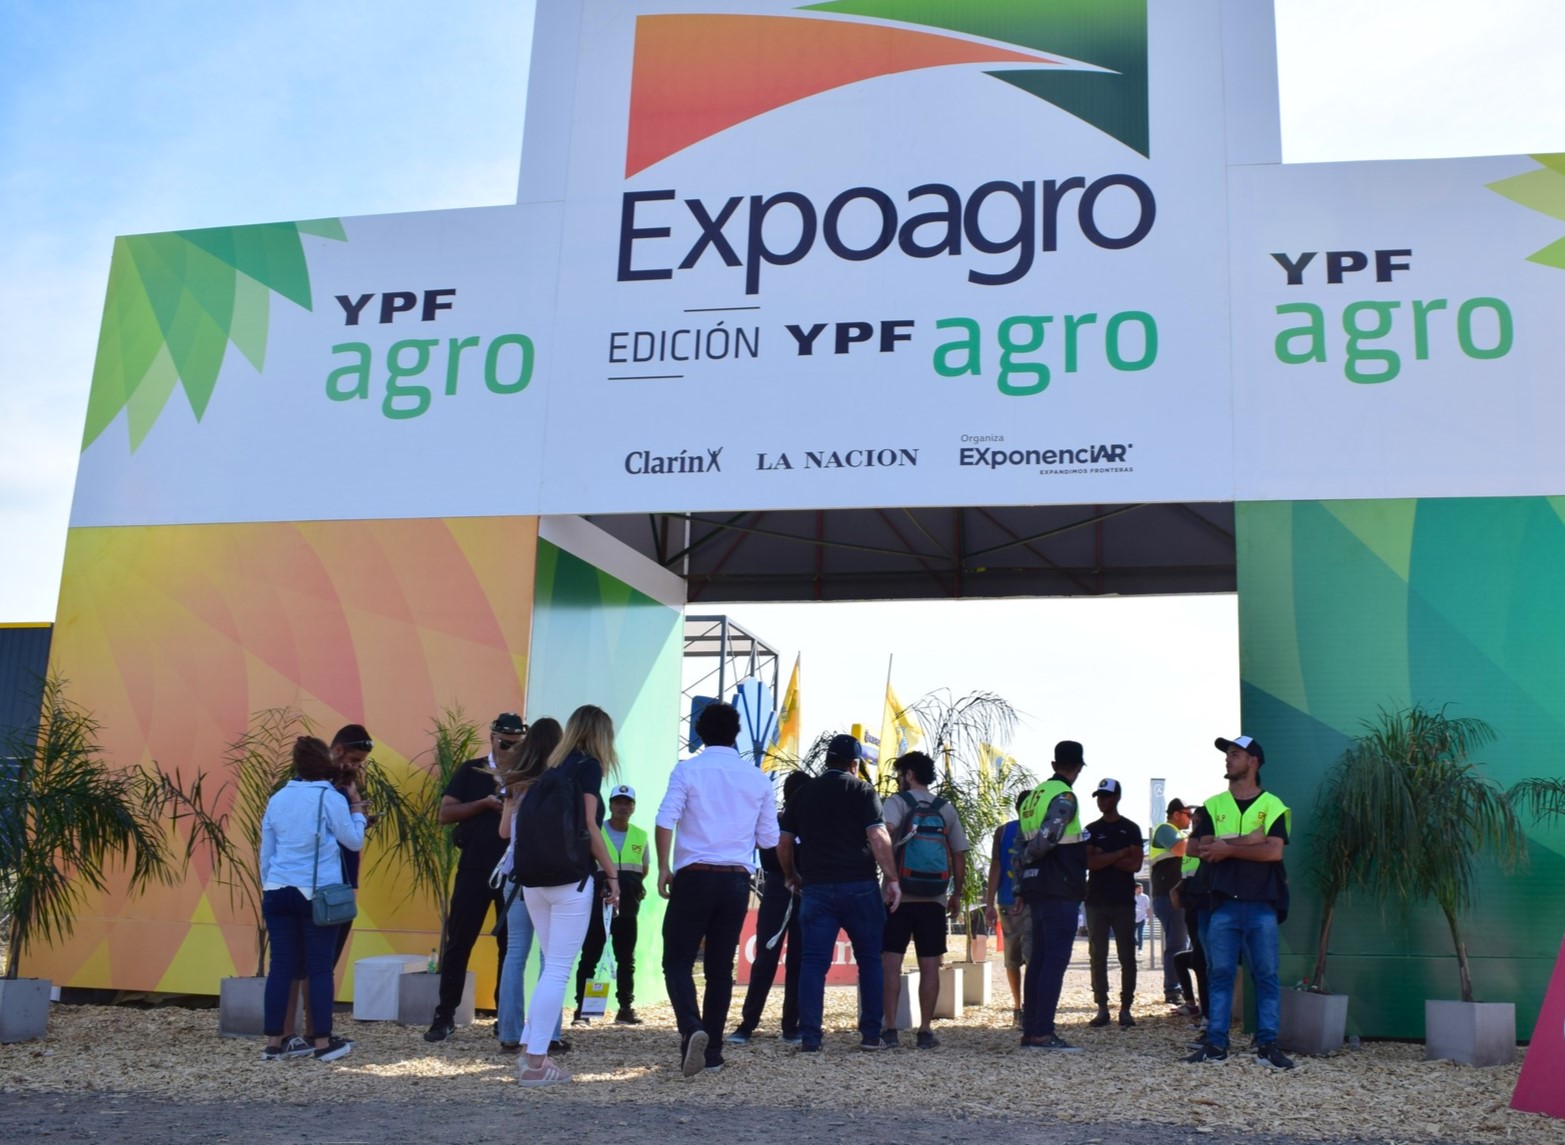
[37, 517, 537, 999]
[626, 14, 1057, 175]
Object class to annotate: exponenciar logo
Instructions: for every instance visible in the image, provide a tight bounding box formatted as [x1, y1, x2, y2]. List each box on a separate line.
[625, 0, 1150, 177]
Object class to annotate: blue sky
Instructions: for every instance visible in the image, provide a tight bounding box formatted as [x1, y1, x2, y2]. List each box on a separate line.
[4, 1, 1565, 795]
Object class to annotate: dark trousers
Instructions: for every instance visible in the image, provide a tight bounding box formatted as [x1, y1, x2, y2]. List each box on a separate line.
[1152, 893, 1189, 998]
[263, 887, 337, 1039]
[1085, 901, 1138, 1006]
[1175, 905, 1211, 1017]
[1022, 896, 1079, 1038]
[738, 875, 801, 1036]
[575, 888, 640, 1009]
[797, 879, 885, 1047]
[436, 864, 508, 1023]
[661, 868, 750, 1067]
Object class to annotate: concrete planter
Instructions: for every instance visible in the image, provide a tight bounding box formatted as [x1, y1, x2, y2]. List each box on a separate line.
[931, 966, 966, 1019]
[0, 978, 51, 1043]
[1279, 989, 1349, 1056]
[218, 976, 305, 1038]
[1425, 1000, 1515, 1066]
[396, 971, 475, 1028]
[950, 961, 992, 1008]
[886, 972, 921, 1030]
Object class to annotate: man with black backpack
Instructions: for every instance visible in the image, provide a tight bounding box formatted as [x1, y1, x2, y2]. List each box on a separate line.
[879, 751, 968, 1050]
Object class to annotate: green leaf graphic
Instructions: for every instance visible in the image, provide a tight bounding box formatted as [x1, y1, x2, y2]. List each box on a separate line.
[83, 220, 345, 452]
[1487, 157, 1565, 270]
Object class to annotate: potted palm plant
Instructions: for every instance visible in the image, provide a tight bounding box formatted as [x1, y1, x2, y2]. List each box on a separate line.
[1365, 706, 1525, 1065]
[0, 677, 173, 1042]
[1281, 727, 1421, 1055]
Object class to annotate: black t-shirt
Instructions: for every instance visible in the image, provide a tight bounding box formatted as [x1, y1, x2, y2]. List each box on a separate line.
[1084, 816, 1144, 906]
[560, 750, 606, 827]
[779, 767, 883, 884]
[759, 814, 790, 877]
[1206, 794, 1289, 913]
[445, 757, 506, 871]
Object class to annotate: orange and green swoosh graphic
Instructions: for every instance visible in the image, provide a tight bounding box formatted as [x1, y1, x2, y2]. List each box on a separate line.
[625, 0, 1149, 177]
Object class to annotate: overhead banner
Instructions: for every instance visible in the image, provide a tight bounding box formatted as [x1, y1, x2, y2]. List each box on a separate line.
[65, 3, 1565, 528]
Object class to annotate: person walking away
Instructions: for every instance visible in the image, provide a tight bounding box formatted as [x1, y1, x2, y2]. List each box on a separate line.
[776, 734, 901, 1053]
[513, 705, 623, 1086]
[656, 701, 778, 1076]
[1016, 740, 1089, 1052]
[880, 751, 968, 1050]
[495, 718, 565, 1055]
[1182, 735, 1294, 1069]
[983, 792, 1030, 1025]
[1134, 883, 1150, 951]
[1149, 797, 1194, 1009]
[259, 736, 367, 1062]
[574, 783, 649, 1025]
[425, 712, 521, 1043]
[728, 770, 810, 1045]
[1083, 777, 1144, 1028]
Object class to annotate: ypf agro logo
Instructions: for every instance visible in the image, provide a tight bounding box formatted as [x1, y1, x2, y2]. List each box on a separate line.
[624, 0, 1151, 176]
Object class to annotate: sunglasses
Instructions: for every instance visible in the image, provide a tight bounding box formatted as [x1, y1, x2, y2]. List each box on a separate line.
[496, 739, 519, 752]
[341, 739, 373, 751]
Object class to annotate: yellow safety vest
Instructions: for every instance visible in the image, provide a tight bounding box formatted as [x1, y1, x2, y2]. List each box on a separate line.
[1020, 778, 1084, 845]
[1202, 790, 1291, 845]
[1149, 819, 1183, 865]
[601, 822, 647, 873]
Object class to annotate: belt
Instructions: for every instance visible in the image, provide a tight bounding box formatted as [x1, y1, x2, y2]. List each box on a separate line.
[681, 862, 749, 873]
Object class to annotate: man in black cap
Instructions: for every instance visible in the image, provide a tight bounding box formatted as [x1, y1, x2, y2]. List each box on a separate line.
[424, 712, 521, 1043]
[1183, 734, 1293, 1069]
[777, 734, 901, 1053]
[1149, 796, 1194, 1007]
[1084, 777, 1143, 1029]
[1016, 740, 1089, 1051]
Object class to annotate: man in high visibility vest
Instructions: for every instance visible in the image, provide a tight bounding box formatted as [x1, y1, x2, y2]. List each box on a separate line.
[1148, 797, 1194, 1008]
[572, 784, 649, 1025]
[1015, 740, 1090, 1052]
[1182, 735, 1295, 1070]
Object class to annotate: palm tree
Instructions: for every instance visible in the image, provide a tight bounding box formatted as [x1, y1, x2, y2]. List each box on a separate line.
[1507, 777, 1565, 825]
[0, 677, 173, 979]
[1349, 705, 1525, 1004]
[400, 706, 483, 965]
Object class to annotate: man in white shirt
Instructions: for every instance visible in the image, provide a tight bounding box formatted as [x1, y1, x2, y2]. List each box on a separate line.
[656, 701, 778, 1078]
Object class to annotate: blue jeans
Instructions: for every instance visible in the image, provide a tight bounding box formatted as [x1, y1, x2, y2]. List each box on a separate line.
[1204, 899, 1281, 1049]
[1152, 893, 1188, 998]
[1022, 896, 1078, 1038]
[262, 887, 338, 1039]
[797, 880, 885, 1047]
[496, 888, 562, 1046]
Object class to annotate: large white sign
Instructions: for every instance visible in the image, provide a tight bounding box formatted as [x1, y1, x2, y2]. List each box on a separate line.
[67, 2, 1565, 529]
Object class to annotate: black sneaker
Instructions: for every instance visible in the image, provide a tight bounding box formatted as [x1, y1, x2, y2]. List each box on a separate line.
[1182, 1042, 1229, 1063]
[879, 1028, 900, 1048]
[799, 1042, 821, 1053]
[780, 1031, 803, 1044]
[1119, 1009, 1136, 1028]
[916, 1031, 939, 1050]
[682, 1030, 709, 1078]
[859, 1035, 888, 1051]
[615, 1007, 643, 1026]
[570, 1011, 590, 1027]
[422, 1018, 454, 1043]
[498, 1042, 521, 1056]
[548, 1038, 572, 1055]
[1256, 1042, 1296, 1070]
[313, 1036, 354, 1062]
[1089, 1008, 1111, 1027]
[724, 1028, 753, 1045]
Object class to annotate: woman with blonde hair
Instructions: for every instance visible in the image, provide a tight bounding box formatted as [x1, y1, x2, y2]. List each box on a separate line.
[495, 717, 564, 1054]
[514, 704, 621, 1086]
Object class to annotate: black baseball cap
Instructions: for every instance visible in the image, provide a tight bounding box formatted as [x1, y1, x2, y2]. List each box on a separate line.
[1215, 735, 1265, 766]
[825, 734, 863, 766]
[492, 712, 527, 736]
[1054, 740, 1085, 769]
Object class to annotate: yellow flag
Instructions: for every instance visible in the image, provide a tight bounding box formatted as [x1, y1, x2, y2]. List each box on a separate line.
[979, 742, 1017, 776]
[879, 683, 923, 767]
[763, 656, 800, 772]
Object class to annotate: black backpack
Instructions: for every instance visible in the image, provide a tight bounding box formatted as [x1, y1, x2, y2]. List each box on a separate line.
[511, 765, 593, 889]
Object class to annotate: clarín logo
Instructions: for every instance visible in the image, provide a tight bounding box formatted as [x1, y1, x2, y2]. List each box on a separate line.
[625, 0, 1150, 177]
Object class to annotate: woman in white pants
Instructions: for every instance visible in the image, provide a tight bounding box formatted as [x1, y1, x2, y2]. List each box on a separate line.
[517, 705, 620, 1086]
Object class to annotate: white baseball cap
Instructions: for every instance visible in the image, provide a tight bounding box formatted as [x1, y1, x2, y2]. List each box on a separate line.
[609, 784, 636, 801]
